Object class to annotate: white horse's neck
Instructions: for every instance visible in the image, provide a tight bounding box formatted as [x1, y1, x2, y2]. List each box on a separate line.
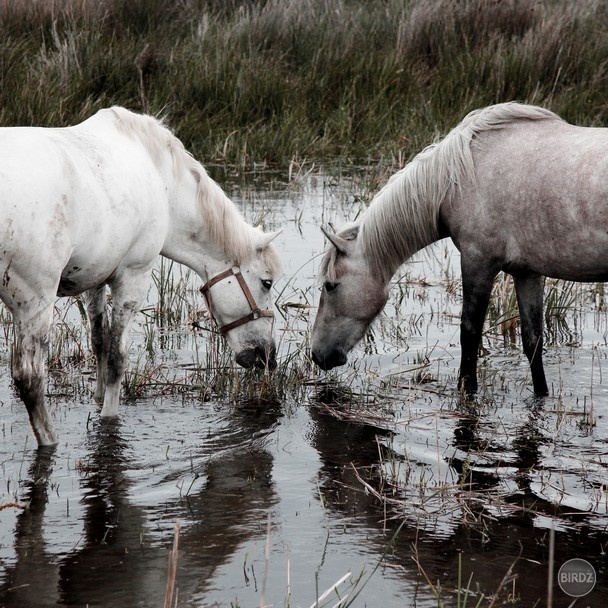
[106, 106, 259, 280]
[162, 160, 256, 280]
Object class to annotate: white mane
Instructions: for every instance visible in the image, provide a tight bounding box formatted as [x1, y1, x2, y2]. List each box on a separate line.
[345, 102, 563, 282]
[108, 107, 280, 273]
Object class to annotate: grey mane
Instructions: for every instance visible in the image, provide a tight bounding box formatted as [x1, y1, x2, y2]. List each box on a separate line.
[323, 102, 563, 283]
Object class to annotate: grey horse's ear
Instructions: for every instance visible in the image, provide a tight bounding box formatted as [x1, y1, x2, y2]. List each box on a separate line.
[321, 226, 351, 254]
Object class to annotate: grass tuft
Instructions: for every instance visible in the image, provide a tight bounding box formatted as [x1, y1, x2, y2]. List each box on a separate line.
[1, 1, 608, 164]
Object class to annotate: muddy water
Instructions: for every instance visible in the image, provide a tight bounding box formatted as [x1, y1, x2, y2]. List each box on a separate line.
[1, 167, 608, 607]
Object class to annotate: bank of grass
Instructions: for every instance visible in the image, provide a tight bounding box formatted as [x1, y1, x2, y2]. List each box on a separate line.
[1, 0, 608, 165]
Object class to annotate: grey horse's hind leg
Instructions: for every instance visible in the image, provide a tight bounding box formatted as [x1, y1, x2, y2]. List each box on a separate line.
[513, 273, 549, 396]
[12, 302, 58, 446]
[458, 262, 497, 395]
[85, 286, 110, 404]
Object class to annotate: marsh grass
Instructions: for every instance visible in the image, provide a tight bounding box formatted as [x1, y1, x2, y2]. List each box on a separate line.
[485, 275, 585, 351]
[1, 0, 608, 164]
[151, 259, 195, 330]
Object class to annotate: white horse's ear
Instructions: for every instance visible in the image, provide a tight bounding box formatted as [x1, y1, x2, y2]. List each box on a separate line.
[321, 226, 351, 255]
[257, 229, 282, 250]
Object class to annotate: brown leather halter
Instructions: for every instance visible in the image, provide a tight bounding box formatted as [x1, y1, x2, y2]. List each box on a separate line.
[199, 266, 274, 335]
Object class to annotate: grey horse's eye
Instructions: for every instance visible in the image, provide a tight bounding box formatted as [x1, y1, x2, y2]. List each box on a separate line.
[324, 281, 339, 293]
[261, 279, 273, 290]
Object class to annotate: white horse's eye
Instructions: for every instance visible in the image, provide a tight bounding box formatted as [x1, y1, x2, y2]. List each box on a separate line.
[261, 279, 273, 290]
[324, 281, 339, 293]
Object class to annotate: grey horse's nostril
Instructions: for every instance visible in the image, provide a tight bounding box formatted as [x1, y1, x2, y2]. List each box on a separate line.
[312, 349, 347, 370]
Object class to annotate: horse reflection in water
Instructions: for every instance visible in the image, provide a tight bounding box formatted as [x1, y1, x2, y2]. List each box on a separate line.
[1, 403, 280, 607]
[307, 389, 608, 605]
[0, 107, 281, 447]
[311, 102, 608, 397]
[4, 390, 607, 606]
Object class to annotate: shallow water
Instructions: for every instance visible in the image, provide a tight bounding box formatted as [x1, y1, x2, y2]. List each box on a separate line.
[1, 166, 608, 607]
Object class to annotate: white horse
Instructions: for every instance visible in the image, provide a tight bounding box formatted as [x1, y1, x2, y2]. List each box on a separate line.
[0, 107, 281, 447]
[311, 102, 608, 397]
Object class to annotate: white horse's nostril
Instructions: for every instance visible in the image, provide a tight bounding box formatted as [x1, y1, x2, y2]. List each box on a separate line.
[236, 344, 277, 370]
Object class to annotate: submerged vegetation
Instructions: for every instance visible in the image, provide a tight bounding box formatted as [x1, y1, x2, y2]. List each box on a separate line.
[1, 0, 608, 164]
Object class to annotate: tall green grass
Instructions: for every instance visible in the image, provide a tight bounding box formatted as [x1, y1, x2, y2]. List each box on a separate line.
[1, 0, 608, 164]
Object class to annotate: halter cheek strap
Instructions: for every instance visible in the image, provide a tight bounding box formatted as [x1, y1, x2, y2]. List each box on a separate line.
[199, 266, 274, 335]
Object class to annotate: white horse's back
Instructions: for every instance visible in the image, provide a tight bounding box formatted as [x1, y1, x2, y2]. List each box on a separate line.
[0, 110, 170, 298]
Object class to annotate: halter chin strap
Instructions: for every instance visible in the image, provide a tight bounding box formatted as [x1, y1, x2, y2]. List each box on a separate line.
[199, 266, 274, 335]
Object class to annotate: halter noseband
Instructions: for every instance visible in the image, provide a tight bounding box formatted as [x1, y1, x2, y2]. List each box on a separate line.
[199, 266, 274, 335]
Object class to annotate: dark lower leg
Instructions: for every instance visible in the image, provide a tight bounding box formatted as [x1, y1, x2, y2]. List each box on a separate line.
[458, 267, 496, 396]
[514, 273, 548, 396]
[13, 331, 57, 446]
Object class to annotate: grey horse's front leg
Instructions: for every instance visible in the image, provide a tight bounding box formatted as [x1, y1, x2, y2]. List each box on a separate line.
[513, 272, 548, 396]
[458, 262, 497, 396]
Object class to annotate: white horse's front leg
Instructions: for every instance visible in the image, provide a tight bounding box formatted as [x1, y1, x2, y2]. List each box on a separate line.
[84, 286, 110, 404]
[12, 302, 58, 446]
[100, 272, 149, 418]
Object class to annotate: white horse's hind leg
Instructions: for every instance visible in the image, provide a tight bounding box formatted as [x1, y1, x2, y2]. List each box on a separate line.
[12, 303, 57, 446]
[100, 272, 150, 418]
[85, 286, 110, 403]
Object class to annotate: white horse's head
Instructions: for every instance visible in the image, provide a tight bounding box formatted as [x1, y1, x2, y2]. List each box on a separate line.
[201, 229, 282, 369]
[113, 109, 285, 371]
[311, 225, 390, 370]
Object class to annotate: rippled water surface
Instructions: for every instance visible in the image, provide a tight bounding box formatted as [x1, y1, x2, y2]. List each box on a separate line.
[1, 167, 608, 607]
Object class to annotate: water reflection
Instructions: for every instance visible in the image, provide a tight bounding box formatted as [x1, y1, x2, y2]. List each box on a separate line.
[450, 398, 550, 494]
[308, 383, 608, 607]
[1, 401, 281, 607]
[179, 400, 280, 600]
[2, 448, 58, 608]
[3, 167, 608, 607]
[2, 384, 607, 607]
[309, 387, 394, 519]
[57, 419, 154, 606]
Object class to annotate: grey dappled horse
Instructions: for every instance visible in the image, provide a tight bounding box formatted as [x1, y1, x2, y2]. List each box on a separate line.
[312, 102, 607, 397]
